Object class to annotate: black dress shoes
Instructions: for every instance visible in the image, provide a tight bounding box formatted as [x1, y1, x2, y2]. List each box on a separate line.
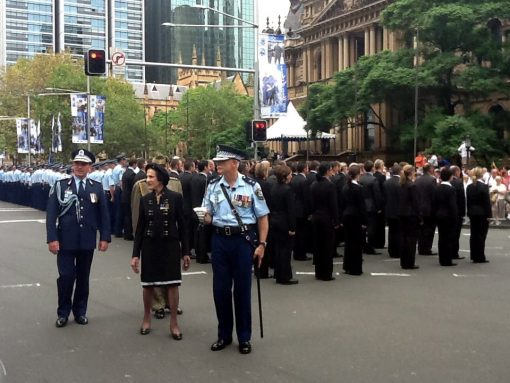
[402, 265, 420, 270]
[239, 341, 252, 354]
[154, 309, 165, 319]
[452, 256, 465, 260]
[74, 316, 88, 325]
[211, 338, 232, 351]
[420, 252, 437, 256]
[276, 279, 299, 285]
[55, 317, 68, 328]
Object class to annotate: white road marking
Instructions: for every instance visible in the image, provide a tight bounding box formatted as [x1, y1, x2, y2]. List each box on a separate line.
[453, 273, 488, 278]
[296, 272, 315, 275]
[183, 271, 207, 276]
[486, 246, 503, 250]
[371, 273, 411, 277]
[459, 249, 470, 253]
[0, 219, 45, 224]
[0, 359, 6, 376]
[384, 258, 400, 262]
[0, 283, 41, 289]
[463, 233, 471, 236]
[333, 261, 343, 265]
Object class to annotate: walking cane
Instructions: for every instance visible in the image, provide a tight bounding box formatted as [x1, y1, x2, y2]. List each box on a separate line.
[254, 260, 264, 338]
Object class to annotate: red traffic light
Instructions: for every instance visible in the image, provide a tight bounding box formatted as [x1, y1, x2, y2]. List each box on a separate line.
[85, 49, 106, 76]
[251, 119, 267, 142]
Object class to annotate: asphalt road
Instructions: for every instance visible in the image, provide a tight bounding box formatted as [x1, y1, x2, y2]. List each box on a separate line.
[0, 201, 509, 383]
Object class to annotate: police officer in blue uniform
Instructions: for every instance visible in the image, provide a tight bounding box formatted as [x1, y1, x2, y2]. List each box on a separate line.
[202, 145, 269, 354]
[46, 149, 111, 328]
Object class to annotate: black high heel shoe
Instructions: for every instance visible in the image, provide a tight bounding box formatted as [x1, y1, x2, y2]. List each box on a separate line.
[140, 327, 151, 335]
[170, 332, 183, 340]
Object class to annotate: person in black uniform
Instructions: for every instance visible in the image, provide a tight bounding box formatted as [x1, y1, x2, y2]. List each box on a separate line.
[131, 164, 191, 338]
[331, 162, 347, 251]
[359, 161, 383, 254]
[46, 149, 111, 328]
[466, 167, 491, 263]
[435, 167, 458, 266]
[191, 160, 211, 264]
[415, 163, 437, 255]
[121, 158, 137, 240]
[342, 164, 367, 275]
[398, 165, 420, 270]
[450, 166, 466, 260]
[268, 165, 298, 284]
[373, 159, 387, 249]
[384, 164, 401, 259]
[179, 159, 195, 255]
[310, 162, 339, 281]
[290, 161, 311, 261]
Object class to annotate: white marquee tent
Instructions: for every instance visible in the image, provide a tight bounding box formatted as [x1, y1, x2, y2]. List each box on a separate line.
[266, 102, 335, 141]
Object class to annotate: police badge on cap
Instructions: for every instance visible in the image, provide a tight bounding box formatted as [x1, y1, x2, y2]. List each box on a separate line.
[213, 145, 246, 162]
[71, 149, 95, 163]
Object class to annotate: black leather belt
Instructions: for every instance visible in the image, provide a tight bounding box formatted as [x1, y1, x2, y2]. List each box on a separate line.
[213, 225, 256, 236]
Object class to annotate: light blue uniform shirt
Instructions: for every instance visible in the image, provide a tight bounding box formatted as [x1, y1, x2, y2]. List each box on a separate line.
[102, 168, 114, 191]
[202, 174, 269, 227]
[111, 164, 124, 186]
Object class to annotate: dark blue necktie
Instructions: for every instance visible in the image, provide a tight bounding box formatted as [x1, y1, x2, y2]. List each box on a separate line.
[78, 180, 85, 197]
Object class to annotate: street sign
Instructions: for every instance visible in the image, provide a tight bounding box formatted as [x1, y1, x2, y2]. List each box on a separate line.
[111, 50, 126, 76]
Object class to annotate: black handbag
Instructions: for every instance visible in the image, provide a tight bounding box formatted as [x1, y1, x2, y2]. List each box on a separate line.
[220, 184, 258, 249]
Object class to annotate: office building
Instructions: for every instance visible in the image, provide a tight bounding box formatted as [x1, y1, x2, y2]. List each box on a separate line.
[0, 0, 144, 82]
[145, 0, 255, 84]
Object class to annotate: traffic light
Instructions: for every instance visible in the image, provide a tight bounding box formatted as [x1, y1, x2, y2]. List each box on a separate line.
[251, 119, 267, 142]
[84, 49, 106, 76]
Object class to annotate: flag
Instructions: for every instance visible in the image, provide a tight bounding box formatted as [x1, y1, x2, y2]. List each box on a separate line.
[50, 115, 56, 153]
[56, 112, 63, 152]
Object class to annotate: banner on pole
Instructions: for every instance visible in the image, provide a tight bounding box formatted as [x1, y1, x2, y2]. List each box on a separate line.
[258, 33, 288, 118]
[70, 94, 105, 144]
[16, 118, 30, 154]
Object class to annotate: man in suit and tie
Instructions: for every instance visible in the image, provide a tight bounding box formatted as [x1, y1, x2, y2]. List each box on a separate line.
[415, 163, 438, 255]
[179, 159, 195, 255]
[373, 159, 387, 249]
[306, 161, 320, 185]
[121, 158, 137, 240]
[435, 167, 458, 266]
[191, 160, 211, 263]
[290, 161, 312, 261]
[450, 166, 466, 260]
[46, 149, 111, 328]
[384, 164, 401, 258]
[359, 161, 383, 254]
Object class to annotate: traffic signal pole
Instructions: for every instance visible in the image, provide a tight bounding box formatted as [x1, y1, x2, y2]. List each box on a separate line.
[87, 76, 91, 151]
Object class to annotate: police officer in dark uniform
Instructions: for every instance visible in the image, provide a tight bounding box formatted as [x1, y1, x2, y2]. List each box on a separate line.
[46, 149, 111, 328]
[202, 145, 269, 355]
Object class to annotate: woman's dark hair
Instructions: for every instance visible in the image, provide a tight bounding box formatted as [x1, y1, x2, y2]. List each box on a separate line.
[273, 165, 292, 184]
[347, 164, 360, 184]
[145, 163, 169, 186]
[316, 162, 332, 182]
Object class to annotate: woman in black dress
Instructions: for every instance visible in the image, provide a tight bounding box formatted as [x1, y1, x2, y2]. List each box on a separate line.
[466, 167, 491, 263]
[310, 162, 339, 281]
[398, 165, 420, 270]
[342, 164, 367, 275]
[268, 165, 297, 284]
[131, 164, 191, 339]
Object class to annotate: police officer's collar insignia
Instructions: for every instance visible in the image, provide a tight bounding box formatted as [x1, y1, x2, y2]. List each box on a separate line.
[255, 188, 265, 200]
[67, 179, 72, 185]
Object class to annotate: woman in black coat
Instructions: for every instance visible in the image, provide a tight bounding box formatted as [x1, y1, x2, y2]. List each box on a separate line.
[268, 165, 298, 284]
[310, 163, 339, 281]
[466, 167, 491, 263]
[342, 164, 368, 275]
[398, 165, 420, 270]
[131, 164, 191, 338]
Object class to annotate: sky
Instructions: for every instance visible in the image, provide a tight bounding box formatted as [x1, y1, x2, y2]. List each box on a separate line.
[258, 0, 290, 31]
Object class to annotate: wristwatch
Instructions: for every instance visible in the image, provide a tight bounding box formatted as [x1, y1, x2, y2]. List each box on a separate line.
[259, 241, 267, 248]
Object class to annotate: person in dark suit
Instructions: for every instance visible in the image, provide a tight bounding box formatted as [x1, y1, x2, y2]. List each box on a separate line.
[133, 158, 147, 183]
[435, 168, 458, 266]
[290, 161, 311, 261]
[415, 163, 437, 255]
[179, 159, 195, 254]
[131, 164, 191, 338]
[255, 161, 274, 278]
[268, 165, 298, 284]
[310, 162, 339, 281]
[466, 167, 491, 263]
[121, 158, 137, 240]
[306, 160, 320, 185]
[46, 149, 111, 328]
[191, 160, 211, 264]
[398, 165, 420, 270]
[359, 161, 383, 254]
[383, 163, 401, 259]
[342, 164, 367, 275]
[373, 159, 387, 248]
[331, 162, 347, 250]
[450, 166, 466, 260]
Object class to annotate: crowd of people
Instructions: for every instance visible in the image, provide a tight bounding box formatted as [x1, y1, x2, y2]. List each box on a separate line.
[1, 149, 509, 354]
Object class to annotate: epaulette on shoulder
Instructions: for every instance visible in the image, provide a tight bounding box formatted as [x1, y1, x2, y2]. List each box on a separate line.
[88, 178, 100, 186]
[208, 176, 220, 185]
[242, 176, 256, 186]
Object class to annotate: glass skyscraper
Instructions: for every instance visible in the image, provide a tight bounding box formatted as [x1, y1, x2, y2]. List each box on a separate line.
[145, 0, 255, 84]
[0, 0, 144, 82]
